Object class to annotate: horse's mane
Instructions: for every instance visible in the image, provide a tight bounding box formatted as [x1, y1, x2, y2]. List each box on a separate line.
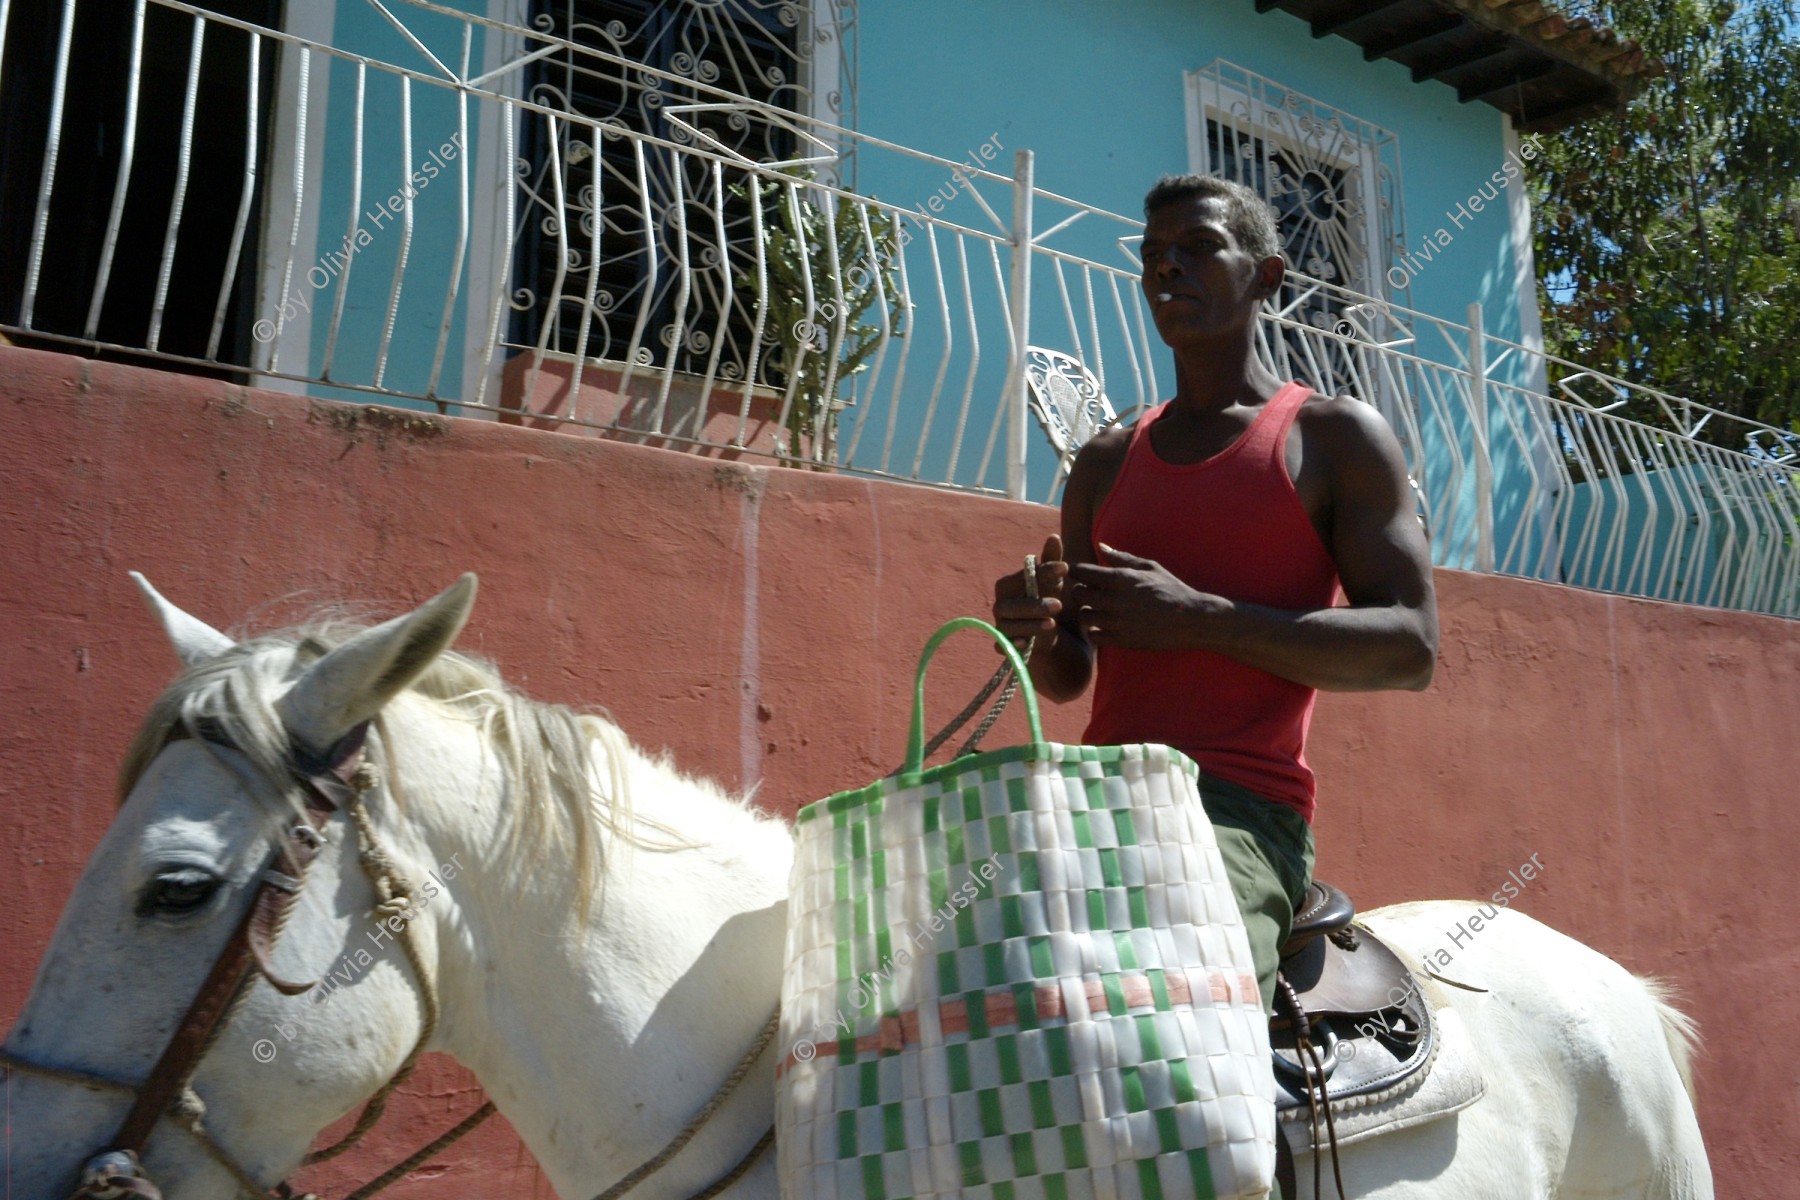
[118, 620, 762, 917]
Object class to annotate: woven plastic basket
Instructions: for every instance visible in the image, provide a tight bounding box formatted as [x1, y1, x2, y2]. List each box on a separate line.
[776, 619, 1275, 1200]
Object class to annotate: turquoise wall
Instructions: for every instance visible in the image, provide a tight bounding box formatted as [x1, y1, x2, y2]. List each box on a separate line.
[1560, 461, 1750, 605]
[851, 0, 1545, 509]
[287, 0, 1552, 517]
[289, 0, 488, 411]
[858, 0, 1518, 318]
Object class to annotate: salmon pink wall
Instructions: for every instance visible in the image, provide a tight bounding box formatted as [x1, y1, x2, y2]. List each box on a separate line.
[1, 346, 1791, 1197]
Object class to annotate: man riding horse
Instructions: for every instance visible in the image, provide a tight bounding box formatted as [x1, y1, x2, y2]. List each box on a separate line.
[992, 172, 1439, 1192]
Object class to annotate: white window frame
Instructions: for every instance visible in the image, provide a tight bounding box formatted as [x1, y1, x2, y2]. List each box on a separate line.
[1182, 62, 1395, 303]
[255, 1, 336, 395]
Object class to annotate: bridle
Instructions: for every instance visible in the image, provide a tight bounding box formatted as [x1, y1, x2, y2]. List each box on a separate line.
[0, 718, 462, 1199]
[1, 718, 777, 1200]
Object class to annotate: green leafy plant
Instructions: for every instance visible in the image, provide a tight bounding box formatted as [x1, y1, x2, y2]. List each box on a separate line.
[1531, 0, 1800, 437]
[732, 169, 907, 466]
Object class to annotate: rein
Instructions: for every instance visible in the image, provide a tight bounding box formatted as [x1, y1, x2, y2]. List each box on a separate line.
[2, 719, 777, 1200]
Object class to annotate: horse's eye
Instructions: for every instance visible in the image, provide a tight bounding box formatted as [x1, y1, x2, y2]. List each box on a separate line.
[139, 869, 221, 917]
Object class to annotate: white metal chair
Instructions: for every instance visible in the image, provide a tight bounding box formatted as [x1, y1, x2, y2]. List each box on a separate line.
[1023, 347, 1122, 492]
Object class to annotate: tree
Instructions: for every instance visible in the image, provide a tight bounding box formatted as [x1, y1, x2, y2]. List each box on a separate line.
[1530, 0, 1800, 443]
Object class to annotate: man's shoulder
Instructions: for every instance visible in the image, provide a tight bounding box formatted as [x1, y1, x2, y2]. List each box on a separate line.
[1293, 389, 1414, 502]
[1083, 418, 1137, 454]
[1295, 391, 1400, 457]
[1061, 416, 1141, 518]
[1296, 388, 1374, 423]
[1069, 417, 1137, 473]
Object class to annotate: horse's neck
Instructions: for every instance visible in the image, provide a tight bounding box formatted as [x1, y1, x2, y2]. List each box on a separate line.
[405, 712, 792, 1198]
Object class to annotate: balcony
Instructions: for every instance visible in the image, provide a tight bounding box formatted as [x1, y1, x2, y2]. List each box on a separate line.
[2, 0, 1794, 617]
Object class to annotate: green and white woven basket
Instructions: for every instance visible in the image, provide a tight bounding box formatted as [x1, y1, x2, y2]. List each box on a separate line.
[776, 619, 1275, 1200]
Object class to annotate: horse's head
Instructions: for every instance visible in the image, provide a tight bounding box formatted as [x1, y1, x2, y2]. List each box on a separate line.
[2, 574, 480, 1200]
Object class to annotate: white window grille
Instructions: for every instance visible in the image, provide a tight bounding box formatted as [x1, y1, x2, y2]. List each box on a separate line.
[511, 0, 857, 377]
[1184, 59, 1410, 424]
[1184, 59, 1405, 306]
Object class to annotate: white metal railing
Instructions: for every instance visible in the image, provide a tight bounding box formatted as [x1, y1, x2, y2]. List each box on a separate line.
[1, 0, 1794, 617]
[1259, 281, 1799, 616]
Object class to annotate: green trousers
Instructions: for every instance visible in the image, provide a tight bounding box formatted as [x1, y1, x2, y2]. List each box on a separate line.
[1198, 775, 1316, 1015]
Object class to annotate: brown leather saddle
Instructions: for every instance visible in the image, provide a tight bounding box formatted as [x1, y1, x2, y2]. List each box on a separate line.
[1268, 881, 1433, 1114]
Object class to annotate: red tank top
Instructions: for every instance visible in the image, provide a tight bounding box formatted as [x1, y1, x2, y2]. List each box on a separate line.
[1084, 382, 1340, 822]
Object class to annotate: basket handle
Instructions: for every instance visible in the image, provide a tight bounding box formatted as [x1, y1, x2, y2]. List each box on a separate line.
[903, 618, 1044, 775]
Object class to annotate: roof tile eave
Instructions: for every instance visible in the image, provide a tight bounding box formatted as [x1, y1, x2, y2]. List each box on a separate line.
[1440, 0, 1661, 96]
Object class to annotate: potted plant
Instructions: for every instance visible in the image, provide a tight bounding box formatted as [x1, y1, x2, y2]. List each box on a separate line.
[733, 168, 907, 467]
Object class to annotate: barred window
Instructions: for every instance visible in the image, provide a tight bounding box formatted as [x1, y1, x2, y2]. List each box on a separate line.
[1185, 59, 1408, 403]
[509, 0, 846, 379]
[0, 0, 281, 376]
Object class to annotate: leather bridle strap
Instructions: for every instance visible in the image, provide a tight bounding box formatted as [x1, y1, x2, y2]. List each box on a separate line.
[111, 850, 299, 1154]
[6, 715, 768, 1200]
[0, 717, 482, 1200]
[108, 722, 367, 1164]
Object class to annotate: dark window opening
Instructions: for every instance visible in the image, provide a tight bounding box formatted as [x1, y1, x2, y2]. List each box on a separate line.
[511, 0, 803, 380]
[0, 0, 283, 380]
[1204, 117, 1358, 344]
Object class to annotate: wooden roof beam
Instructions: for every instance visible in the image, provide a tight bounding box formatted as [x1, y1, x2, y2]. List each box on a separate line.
[1311, 1, 1408, 39]
[1452, 0, 1656, 89]
[1412, 36, 1515, 84]
[1521, 88, 1619, 132]
[1361, 12, 1465, 61]
[1456, 56, 1559, 103]
[1254, 0, 1655, 124]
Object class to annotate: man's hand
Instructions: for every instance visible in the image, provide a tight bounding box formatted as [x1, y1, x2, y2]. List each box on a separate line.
[991, 534, 1095, 703]
[1069, 544, 1224, 649]
[991, 535, 1070, 646]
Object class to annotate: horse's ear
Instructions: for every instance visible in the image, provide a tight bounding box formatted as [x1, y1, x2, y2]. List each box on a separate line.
[277, 574, 479, 755]
[131, 572, 235, 667]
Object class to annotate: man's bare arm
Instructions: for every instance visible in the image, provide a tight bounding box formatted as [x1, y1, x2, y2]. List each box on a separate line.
[1069, 400, 1437, 692]
[990, 431, 1130, 702]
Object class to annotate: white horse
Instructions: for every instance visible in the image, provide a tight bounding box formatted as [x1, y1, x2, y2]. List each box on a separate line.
[2, 576, 1712, 1199]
